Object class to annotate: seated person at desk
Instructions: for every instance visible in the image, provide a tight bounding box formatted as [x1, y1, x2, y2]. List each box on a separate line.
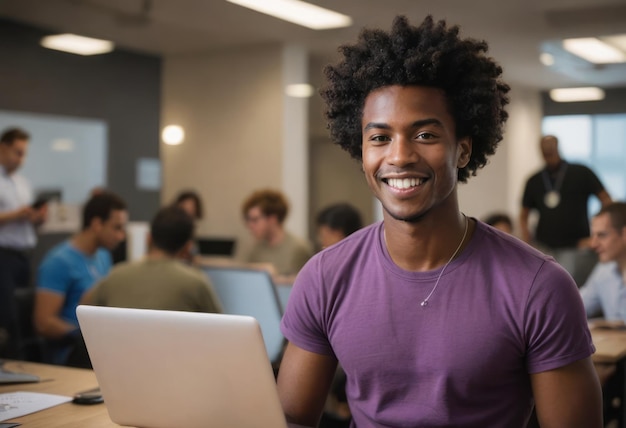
[316, 203, 363, 250]
[173, 189, 204, 221]
[483, 212, 514, 235]
[241, 189, 313, 282]
[34, 191, 127, 364]
[580, 202, 626, 325]
[172, 189, 204, 263]
[83, 205, 222, 314]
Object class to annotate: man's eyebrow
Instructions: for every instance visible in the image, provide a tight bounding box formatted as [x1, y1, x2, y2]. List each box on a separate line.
[363, 118, 443, 132]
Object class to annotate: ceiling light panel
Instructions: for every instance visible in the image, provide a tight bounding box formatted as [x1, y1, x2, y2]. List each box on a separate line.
[562, 37, 626, 64]
[41, 34, 114, 56]
[226, 0, 352, 30]
[549, 87, 605, 102]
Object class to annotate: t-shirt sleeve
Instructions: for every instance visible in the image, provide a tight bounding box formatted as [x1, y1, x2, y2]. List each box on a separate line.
[280, 255, 334, 356]
[37, 255, 71, 295]
[583, 166, 605, 196]
[524, 260, 595, 374]
[521, 177, 536, 209]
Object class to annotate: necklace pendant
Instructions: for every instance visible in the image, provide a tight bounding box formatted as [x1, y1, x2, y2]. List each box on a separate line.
[421, 300, 428, 307]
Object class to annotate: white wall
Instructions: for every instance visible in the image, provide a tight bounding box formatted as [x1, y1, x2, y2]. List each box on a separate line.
[161, 45, 285, 255]
[458, 85, 543, 232]
[162, 46, 545, 246]
[282, 45, 309, 239]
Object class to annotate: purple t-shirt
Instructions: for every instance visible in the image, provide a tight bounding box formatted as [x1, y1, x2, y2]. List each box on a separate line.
[281, 220, 594, 427]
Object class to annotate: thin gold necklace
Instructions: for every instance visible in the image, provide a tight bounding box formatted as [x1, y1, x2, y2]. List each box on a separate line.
[421, 214, 469, 307]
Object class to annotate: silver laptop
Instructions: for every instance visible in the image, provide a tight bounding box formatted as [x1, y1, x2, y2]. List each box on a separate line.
[76, 305, 287, 428]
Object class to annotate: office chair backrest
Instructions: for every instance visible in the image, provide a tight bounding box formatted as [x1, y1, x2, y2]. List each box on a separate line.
[202, 267, 284, 363]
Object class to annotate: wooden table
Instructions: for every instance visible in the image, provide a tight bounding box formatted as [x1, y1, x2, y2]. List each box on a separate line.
[591, 327, 626, 364]
[0, 361, 118, 427]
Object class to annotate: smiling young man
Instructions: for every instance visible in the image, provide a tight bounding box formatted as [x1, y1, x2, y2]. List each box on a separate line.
[580, 202, 626, 323]
[277, 16, 602, 428]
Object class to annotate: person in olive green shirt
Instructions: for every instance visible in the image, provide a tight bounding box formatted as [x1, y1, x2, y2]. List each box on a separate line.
[83, 206, 222, 313]
[242, 189, 313, 282]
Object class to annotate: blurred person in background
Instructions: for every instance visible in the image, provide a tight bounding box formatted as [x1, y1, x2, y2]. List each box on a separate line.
[316, 203, 363, 250]
[83, 205, 221, 314]
[520, 135, 612, 286]
[34, 191, 127, 364]
[0, 127, 47, 358]
[483, 212, 514, 235]
[241, 189, 312, 283]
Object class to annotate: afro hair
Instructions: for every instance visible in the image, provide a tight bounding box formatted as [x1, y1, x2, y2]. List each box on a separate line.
[320, 15, 510, 182]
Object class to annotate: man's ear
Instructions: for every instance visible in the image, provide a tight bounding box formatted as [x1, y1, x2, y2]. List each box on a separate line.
[90, 217, 104, 232]
[457, 137, 472, 169]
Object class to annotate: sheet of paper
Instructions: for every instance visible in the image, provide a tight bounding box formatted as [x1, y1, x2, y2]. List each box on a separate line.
[0, 391, 72, 422]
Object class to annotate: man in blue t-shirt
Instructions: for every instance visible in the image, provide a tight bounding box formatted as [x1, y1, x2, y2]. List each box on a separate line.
[34, 191, 127, 364]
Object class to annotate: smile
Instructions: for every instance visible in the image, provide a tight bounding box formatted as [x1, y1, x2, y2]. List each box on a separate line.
[384, 177, 428, 189]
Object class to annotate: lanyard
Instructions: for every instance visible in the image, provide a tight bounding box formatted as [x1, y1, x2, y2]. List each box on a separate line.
[541, 162, 567, 194]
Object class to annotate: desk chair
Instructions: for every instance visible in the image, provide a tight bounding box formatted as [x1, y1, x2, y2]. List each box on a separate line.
[202, 267, 285, 366]
[13, 287, 45, 362]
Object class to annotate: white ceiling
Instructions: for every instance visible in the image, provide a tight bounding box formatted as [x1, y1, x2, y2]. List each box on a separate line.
[2, 0, 626, 90]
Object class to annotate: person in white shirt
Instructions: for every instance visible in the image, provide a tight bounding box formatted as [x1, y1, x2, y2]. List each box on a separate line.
[580, 202, 626, 324]
[0, 127, 47, 358]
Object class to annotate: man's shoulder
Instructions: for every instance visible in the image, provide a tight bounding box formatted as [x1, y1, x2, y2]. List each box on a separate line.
[474, 221, 550, 266]
[525, 169, 544, 184]
[41, 241, 76, 266]
[586, 261, 620, 283]
[159, 259, 209, 284]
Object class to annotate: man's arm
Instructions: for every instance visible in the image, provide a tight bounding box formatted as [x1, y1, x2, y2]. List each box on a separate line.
[0, 206, 32, 226]
[596, 189, 612, 207]
[33, 290, 76, 339]
[531, 357, 602, 428]
[277, 342, 338, 427]
[519, 207, 532, 244]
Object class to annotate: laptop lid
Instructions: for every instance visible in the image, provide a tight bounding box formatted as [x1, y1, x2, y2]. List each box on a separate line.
[76, 305, 287, 428]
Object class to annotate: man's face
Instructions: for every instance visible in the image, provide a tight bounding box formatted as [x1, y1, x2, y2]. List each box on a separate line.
[317, 224, 345, 249]
[361, 85, 471, 223]
[245, 206, 272, 241]
[94, 209, 128, 250]
[0, 139, 28, 174]
[590, 213, 626, 263]
[540, 137, 561, 171]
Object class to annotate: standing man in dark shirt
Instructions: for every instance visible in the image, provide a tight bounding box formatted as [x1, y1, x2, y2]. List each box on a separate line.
[520, 135, 612, 285]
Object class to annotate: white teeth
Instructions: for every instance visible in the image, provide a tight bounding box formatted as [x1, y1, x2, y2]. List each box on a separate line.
[387, 178, 423, 189]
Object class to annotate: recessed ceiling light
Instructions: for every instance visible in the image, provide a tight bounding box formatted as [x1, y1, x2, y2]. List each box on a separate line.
[539, 53, 555, 66]
[285, 83, 314, 98]
[40, 34, 114, 56]
[562, 37, 626, 64]
[162, 125, 185, 145]
[226, 0, 352, 30]
[549, 87, 605, 102]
